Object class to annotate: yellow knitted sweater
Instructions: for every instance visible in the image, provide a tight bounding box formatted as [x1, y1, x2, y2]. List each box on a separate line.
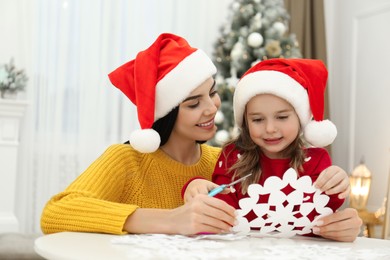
[41, 144, 221, 235]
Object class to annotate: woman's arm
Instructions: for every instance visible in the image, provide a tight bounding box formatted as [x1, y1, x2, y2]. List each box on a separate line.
[124, 194, 236, 235]
[41, 144, 139, 234]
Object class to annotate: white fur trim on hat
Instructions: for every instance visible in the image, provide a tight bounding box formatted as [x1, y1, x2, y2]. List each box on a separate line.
[130, 129, 161, 153]
[234, 70, 311, 128]
[304, 119, 337, 147]
[154, 49, 217, 120]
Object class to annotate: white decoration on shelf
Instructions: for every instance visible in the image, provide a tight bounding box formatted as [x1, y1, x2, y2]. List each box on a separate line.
[233, 168, 333, 238]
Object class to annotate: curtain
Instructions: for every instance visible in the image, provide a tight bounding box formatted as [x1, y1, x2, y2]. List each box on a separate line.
[15, 0, 232, 233]
[284, 0, 329, 120]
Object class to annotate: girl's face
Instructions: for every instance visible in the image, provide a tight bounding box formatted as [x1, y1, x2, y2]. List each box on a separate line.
[245, 94, 300, 159]
[173, 77, 221, 143]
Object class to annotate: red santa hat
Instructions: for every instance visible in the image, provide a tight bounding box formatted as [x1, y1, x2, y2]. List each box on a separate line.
[234, 58, 337, 147]
[108, 33, 216, 153]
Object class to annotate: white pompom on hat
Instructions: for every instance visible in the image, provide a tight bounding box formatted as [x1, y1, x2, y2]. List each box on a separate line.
[108, 33, 217, 153]
[234, 58, 337, 147]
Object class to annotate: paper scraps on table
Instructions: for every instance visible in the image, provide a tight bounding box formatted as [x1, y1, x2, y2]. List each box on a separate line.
[233, 168, 333, 237]
[111, 234, 390, 260]
[111, 233, 249, 259]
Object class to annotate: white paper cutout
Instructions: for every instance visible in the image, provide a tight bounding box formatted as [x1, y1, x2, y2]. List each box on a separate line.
[111, 234, 390, 260]
[233, 168, 333, 238]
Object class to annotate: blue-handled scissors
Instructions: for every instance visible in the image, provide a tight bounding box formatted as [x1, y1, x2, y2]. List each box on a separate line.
[208, 173, 252, 197]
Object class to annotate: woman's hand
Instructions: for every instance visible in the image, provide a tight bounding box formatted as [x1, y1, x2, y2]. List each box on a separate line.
[314, 165, 351, 199]
[124, 194, 236, 235]
[312, 208, 363, 242]
[171, 194, 236, 235]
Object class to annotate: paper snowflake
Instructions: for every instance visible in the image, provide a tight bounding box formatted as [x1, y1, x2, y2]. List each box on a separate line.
[233, 168, 333, 238]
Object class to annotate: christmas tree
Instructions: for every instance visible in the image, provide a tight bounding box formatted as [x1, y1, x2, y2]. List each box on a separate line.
[210, 0, 302, 146]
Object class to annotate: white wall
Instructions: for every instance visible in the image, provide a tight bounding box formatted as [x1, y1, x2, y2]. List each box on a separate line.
[0, 0, 32, 81]
[325, 0, 390, 212]
[0, 0, 232, 233]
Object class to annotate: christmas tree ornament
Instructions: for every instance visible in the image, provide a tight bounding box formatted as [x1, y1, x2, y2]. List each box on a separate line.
[265, 40, 282, 57]
[273, 21, 287, 36]
[247, 32, 264, 48]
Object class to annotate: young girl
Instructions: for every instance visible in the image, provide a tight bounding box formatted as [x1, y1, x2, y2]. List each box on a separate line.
[184, 58, 360, 241]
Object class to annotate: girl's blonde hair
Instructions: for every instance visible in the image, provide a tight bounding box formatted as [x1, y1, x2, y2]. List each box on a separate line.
[222, 111, 306, 194]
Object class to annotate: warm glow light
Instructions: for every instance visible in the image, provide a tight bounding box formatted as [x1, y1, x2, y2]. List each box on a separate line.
[351, 184, 370, 196]
[349, 163, 372, 210]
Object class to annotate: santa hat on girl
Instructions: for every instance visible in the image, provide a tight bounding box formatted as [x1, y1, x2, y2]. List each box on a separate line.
[234, 58, 337, 147]
[108, 33, 216, 153]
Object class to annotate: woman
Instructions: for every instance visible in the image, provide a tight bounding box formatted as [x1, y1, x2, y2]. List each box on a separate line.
[41, 33, 235, 235]
[41, 33, 361, 240]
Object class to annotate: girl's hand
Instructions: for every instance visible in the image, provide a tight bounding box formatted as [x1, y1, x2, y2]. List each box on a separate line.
[312, 208, 362, 242]
[314, 165, 351, 199]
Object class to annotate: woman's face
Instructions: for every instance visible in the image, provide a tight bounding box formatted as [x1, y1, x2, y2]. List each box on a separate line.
[173, 77, 221, 143]
[245, 94, 300, 159]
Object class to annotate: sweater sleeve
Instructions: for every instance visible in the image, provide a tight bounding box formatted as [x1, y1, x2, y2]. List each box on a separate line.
[40, 144, 139, 235]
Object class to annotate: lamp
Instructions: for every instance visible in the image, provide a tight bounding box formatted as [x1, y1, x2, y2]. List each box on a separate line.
[349, 162, 372, 210]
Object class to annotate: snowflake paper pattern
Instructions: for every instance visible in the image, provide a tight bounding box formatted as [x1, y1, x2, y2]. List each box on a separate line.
[232, 168, 333, 238]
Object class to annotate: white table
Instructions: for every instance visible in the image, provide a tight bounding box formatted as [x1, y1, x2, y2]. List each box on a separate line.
[35, 232, 390, 260]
